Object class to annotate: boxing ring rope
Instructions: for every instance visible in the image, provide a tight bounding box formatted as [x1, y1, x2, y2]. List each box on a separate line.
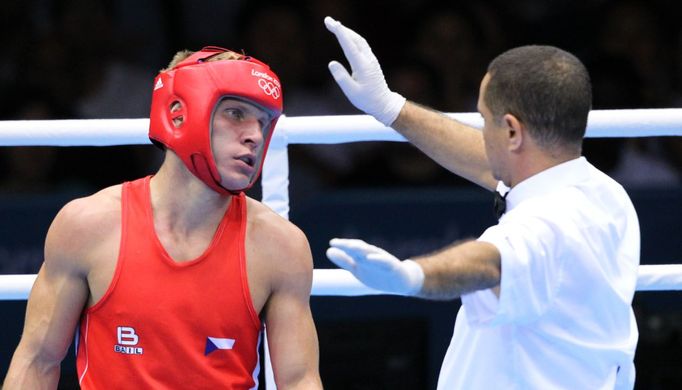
[1, 108, 682, 300]
[2, 108, 682, 146]
[2, 264, 682, 302]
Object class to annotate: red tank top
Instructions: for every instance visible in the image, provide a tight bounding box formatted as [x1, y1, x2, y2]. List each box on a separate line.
[76, 176, 262, 389]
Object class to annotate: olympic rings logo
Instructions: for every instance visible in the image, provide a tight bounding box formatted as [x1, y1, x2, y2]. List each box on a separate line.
[258, 78, 281, 99]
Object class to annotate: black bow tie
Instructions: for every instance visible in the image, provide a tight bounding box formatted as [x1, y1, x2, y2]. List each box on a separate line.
[493, 191, 508, 220]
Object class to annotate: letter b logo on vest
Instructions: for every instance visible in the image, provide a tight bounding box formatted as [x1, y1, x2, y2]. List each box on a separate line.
[117, 326, 139, 346]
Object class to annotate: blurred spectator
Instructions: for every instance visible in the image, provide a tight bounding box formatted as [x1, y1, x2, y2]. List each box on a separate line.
[611, 138, 681, 188]
[50, 0, 153, 119]
[168, 0, 246, 52]
[238, 1, 344, 116]
[337, 59, 467, 188]
[0, 87, 72, 194]
[596, 0, 674, 108]
[409, 4, 489, 112]
[0, 1, 33, 91]
[584, 0, 680, 188]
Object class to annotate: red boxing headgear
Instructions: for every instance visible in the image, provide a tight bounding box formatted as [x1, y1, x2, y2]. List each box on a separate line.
[149, 47, 283, 194]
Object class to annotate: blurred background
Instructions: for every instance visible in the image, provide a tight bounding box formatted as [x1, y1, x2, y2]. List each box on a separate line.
[0, 0, 681, 388]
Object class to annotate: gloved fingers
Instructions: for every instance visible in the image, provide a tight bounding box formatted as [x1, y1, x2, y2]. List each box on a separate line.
[325, 16, 359, 52]
[327, 61, 356, 91]
[330, 239, 396, 269]
[326, 247, 356, 271]
[329, 238, 374, 254]
[366, 253, 399, 270]
[324, 16, 371, 72]
[325, 17, 358, 63]
[329, 238, 369, 248]
[334, 238, 391, 256]
[323, 16, 339, 32]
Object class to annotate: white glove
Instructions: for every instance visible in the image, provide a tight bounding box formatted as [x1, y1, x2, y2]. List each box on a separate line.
[324, 16, 406, 126]
[326, 238, 424, 296]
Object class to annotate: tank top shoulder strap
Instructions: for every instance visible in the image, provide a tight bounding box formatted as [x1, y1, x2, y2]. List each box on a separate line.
[213, 192, 247, 253]
[123, 176, 153, 219]
[119, 176, 156, 253]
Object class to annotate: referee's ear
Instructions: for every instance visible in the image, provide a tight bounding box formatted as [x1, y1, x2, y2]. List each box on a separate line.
[504, 113, 524, 152]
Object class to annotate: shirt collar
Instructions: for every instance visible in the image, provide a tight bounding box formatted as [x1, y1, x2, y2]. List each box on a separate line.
[499, 157, 591, 211]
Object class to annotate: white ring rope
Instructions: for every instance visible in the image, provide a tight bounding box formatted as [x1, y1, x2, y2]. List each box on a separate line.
[0, 109, 681, 301]
[1, 109, 682, 146]
[1, 264, 681, 301]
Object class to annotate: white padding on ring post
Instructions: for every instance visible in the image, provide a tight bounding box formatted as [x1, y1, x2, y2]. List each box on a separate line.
[261, 121, 290, 219]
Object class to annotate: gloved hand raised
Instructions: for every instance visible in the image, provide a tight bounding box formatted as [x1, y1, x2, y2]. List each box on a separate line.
[324, 16, 406, 126]
[326, 238, 424, 296]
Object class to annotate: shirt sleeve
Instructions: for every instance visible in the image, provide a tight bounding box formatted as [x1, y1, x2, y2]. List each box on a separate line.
[462, 216, 563, 326]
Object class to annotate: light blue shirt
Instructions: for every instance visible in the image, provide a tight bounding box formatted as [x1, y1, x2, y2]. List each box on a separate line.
[438, 157, 640, 390]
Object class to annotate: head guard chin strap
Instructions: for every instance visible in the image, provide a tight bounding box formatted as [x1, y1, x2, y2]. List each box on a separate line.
[148, 46, 283, 194]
